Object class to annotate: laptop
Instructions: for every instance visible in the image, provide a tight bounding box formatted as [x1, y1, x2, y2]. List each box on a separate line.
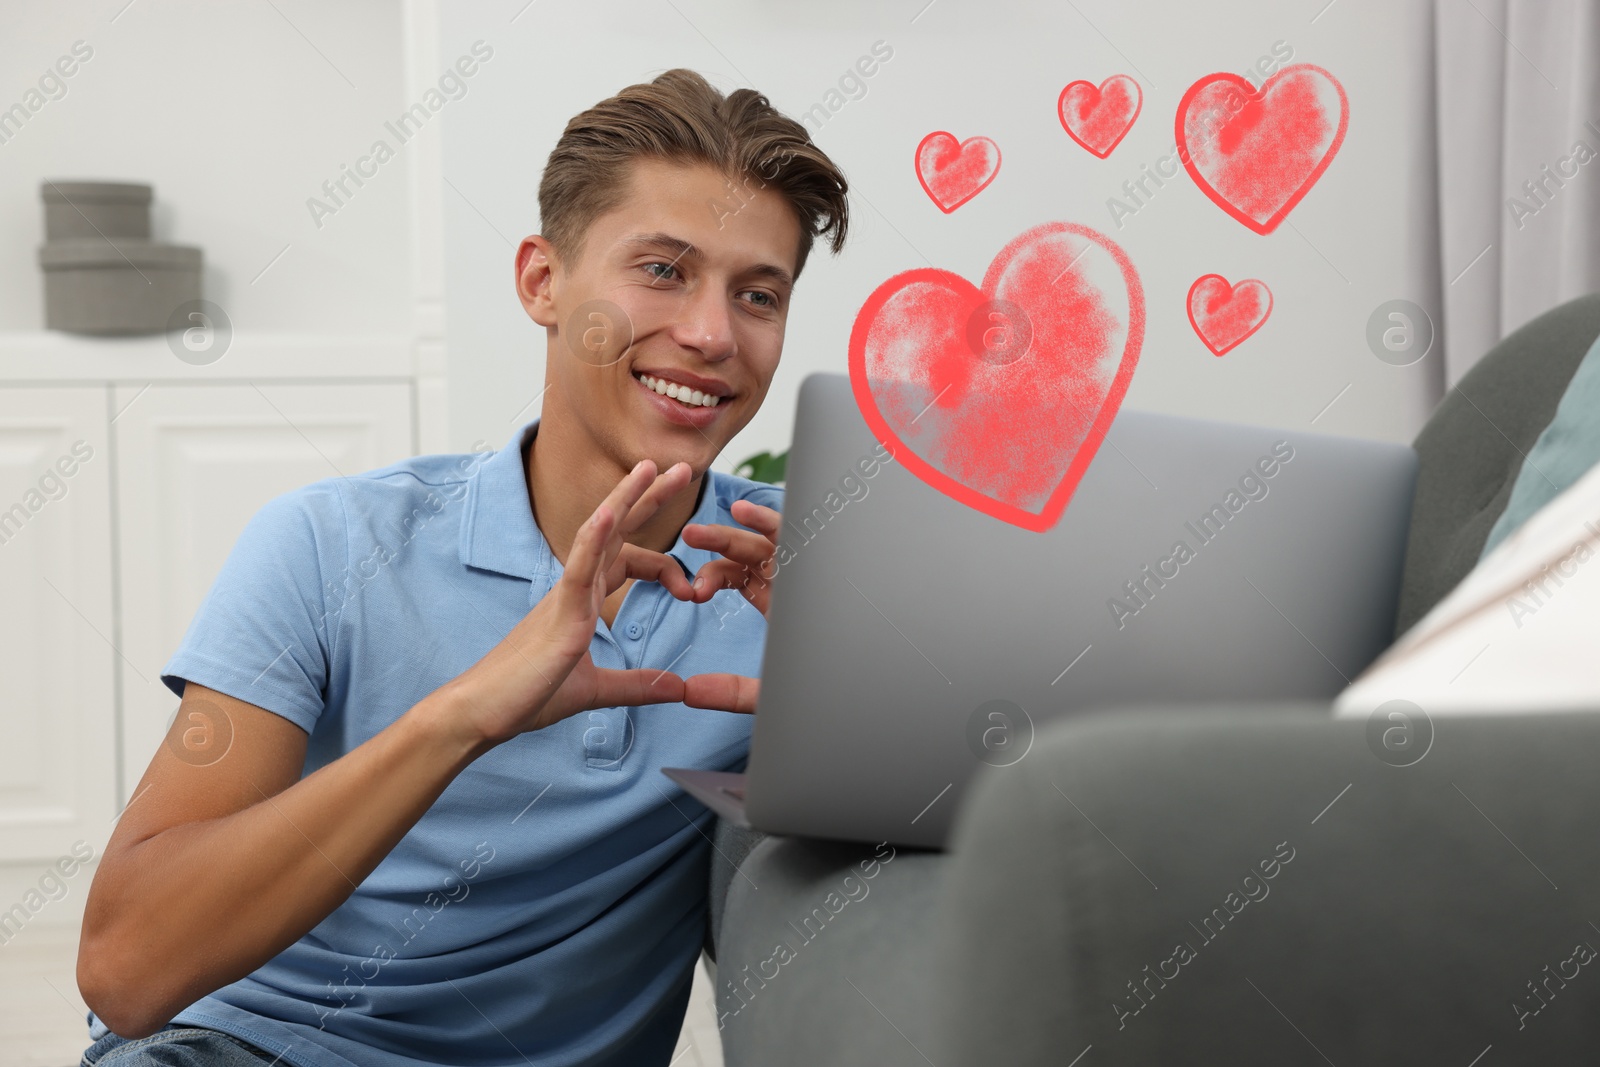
[664, 372, 1417, 849]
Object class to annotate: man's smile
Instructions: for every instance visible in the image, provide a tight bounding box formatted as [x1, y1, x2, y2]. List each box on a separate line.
[631, 369, 733, 427]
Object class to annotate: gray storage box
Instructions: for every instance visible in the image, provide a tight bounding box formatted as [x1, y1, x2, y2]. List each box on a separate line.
[41, 180, 152, 241]
[39, 238, 202, 335]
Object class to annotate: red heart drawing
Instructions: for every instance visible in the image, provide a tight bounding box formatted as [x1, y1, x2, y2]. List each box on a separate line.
[849, 222, 1144, 532]
[1187, 274, 1272, 356]
[1058, 74, 1142, 158]
[1174, 63, 1348, 234]
[915, 131, 1001, 213]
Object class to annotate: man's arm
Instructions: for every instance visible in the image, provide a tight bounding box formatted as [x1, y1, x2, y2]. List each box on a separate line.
[78, 458, 722, 1038]
[77, 680, 489, 1038]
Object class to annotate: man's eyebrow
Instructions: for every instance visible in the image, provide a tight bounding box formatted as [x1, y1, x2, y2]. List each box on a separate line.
[620, 231, 794, 291]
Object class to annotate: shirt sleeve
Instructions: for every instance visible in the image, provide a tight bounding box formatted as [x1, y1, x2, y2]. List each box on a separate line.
[159, 480, 345, 735]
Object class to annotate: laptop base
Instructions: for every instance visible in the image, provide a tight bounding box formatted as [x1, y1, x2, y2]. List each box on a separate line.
[662, 768, 751, 828]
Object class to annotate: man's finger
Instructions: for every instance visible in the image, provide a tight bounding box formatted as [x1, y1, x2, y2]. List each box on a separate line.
[686, 559, 768, 605]
[559, 501, 618, 613]
[682, 522, 777, 572]
[683, 673, 760, 714]
[590, 459, 675, 578]
[619, 461, 693, 538]
[588, 668, 687, 710]
[729, 499, 782, 537]
[596, 460, 663, 546]
[613, 544, 696, 601]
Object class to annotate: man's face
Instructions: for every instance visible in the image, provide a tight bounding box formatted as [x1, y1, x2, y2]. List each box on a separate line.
[518, 156, 801, 477]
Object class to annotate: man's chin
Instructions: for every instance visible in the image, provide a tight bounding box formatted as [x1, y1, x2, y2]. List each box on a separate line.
[626, 429, 715, 477]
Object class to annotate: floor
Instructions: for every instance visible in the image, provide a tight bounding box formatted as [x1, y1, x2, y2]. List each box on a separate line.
[2, 923, 91, 1067]
[0, 922, 724, 1067]
[676, 958, 727, 1067]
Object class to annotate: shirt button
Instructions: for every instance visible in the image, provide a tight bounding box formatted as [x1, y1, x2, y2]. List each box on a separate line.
[625, 622, 642, 640]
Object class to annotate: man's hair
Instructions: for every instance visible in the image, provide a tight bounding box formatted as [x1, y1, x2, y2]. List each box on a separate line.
[538, 68, 849, 283]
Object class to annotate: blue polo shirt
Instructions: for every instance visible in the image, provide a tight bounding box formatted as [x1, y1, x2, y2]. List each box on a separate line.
[85, 417, 783, 1066]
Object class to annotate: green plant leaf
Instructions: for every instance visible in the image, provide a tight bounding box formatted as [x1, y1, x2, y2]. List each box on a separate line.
[734, 449, 788, 484]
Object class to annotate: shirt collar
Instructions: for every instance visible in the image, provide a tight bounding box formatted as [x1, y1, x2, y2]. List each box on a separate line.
[459, 416, 727, 584]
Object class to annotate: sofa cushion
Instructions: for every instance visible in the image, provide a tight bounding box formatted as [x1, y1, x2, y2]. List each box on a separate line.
[1397, 293, 1600, 635]
[706, 820, 768, 964]
[1479, 326, 1600, 558]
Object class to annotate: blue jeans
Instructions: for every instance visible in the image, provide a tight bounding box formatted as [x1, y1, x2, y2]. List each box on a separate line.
[81, 1024, 280, 1065]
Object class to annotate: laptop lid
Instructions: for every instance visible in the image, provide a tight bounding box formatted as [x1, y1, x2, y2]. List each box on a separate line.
[743, 372, 1417, 849]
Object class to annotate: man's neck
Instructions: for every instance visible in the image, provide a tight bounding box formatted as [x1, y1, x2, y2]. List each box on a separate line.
[525, 414, 704, 567]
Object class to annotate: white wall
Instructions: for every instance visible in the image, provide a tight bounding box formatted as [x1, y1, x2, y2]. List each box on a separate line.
[441, 0, 1445, 469]
[0, 0, 414, 338]
[0, 2, 1452, 461]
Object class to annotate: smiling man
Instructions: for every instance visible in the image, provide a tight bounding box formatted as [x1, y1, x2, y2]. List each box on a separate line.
[76, 69, 849, 1067]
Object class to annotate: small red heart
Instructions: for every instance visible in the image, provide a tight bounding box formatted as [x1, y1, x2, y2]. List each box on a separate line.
[915, 131, 1001, 213]
[849, 221, 1144, 532]
[1187, 274, 1272, 356]
[1058, 74, 1142, 158]
[1175, 63, 1348, 234]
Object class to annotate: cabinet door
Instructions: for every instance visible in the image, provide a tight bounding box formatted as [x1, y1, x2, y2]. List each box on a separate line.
[114, 382, 413, 799]
[0, 387, 115, 864]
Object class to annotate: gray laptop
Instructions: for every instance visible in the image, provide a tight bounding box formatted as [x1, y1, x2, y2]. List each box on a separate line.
[664, 372, 1417, 849]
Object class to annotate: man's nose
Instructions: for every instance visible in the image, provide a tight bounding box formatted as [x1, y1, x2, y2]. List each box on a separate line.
[674, 283, 737, 359]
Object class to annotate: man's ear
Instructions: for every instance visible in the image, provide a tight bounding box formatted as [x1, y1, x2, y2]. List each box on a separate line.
[515, 235, 558, 327]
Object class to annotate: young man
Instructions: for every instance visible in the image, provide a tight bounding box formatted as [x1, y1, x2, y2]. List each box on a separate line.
[76, 68, 849, 1066]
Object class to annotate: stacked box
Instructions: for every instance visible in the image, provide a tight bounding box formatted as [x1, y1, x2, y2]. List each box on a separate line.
[37, 180, 202, 335]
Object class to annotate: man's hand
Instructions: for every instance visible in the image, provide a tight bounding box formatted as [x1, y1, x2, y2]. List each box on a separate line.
[673, 498, 784, 715]
[445, 458, 703, 745]
[681, 499, 782, 618]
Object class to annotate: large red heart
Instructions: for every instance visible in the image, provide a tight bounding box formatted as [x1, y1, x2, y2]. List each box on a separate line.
[1058, 74, 1142, 158]
[915, 131, 1001, 213]
[1175, 63, 1348, 234]
[849, 222, 1144, 532]
[1187, 274, 1272, 356]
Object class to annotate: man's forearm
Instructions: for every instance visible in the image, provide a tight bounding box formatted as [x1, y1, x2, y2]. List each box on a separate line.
[81, 688, 494, 1037]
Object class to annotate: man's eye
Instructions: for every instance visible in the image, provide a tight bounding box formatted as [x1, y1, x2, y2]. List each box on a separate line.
[743, 291, 777, 309]
[643, 262, 679, 282]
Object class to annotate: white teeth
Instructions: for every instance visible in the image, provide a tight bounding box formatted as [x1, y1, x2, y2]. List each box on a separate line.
[636, 373, 721, 408]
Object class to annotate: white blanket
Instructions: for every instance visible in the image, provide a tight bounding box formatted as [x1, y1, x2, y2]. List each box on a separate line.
[1333, 460, 1600, 717]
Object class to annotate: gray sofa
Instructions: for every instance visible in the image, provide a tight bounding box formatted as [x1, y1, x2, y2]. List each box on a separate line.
[705, 293, 1600, 1065]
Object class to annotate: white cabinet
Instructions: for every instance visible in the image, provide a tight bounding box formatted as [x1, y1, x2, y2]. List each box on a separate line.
[114, 383, 413, 800]
[0, 387, 116, 865]
[0, 338, 418, 911]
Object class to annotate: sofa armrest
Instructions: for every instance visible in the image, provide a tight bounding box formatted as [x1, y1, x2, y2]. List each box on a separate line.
[938, 705, 1600, 1064]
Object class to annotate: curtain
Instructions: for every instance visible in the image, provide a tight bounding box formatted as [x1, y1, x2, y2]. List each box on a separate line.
[1435, 0, 1600, 386]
